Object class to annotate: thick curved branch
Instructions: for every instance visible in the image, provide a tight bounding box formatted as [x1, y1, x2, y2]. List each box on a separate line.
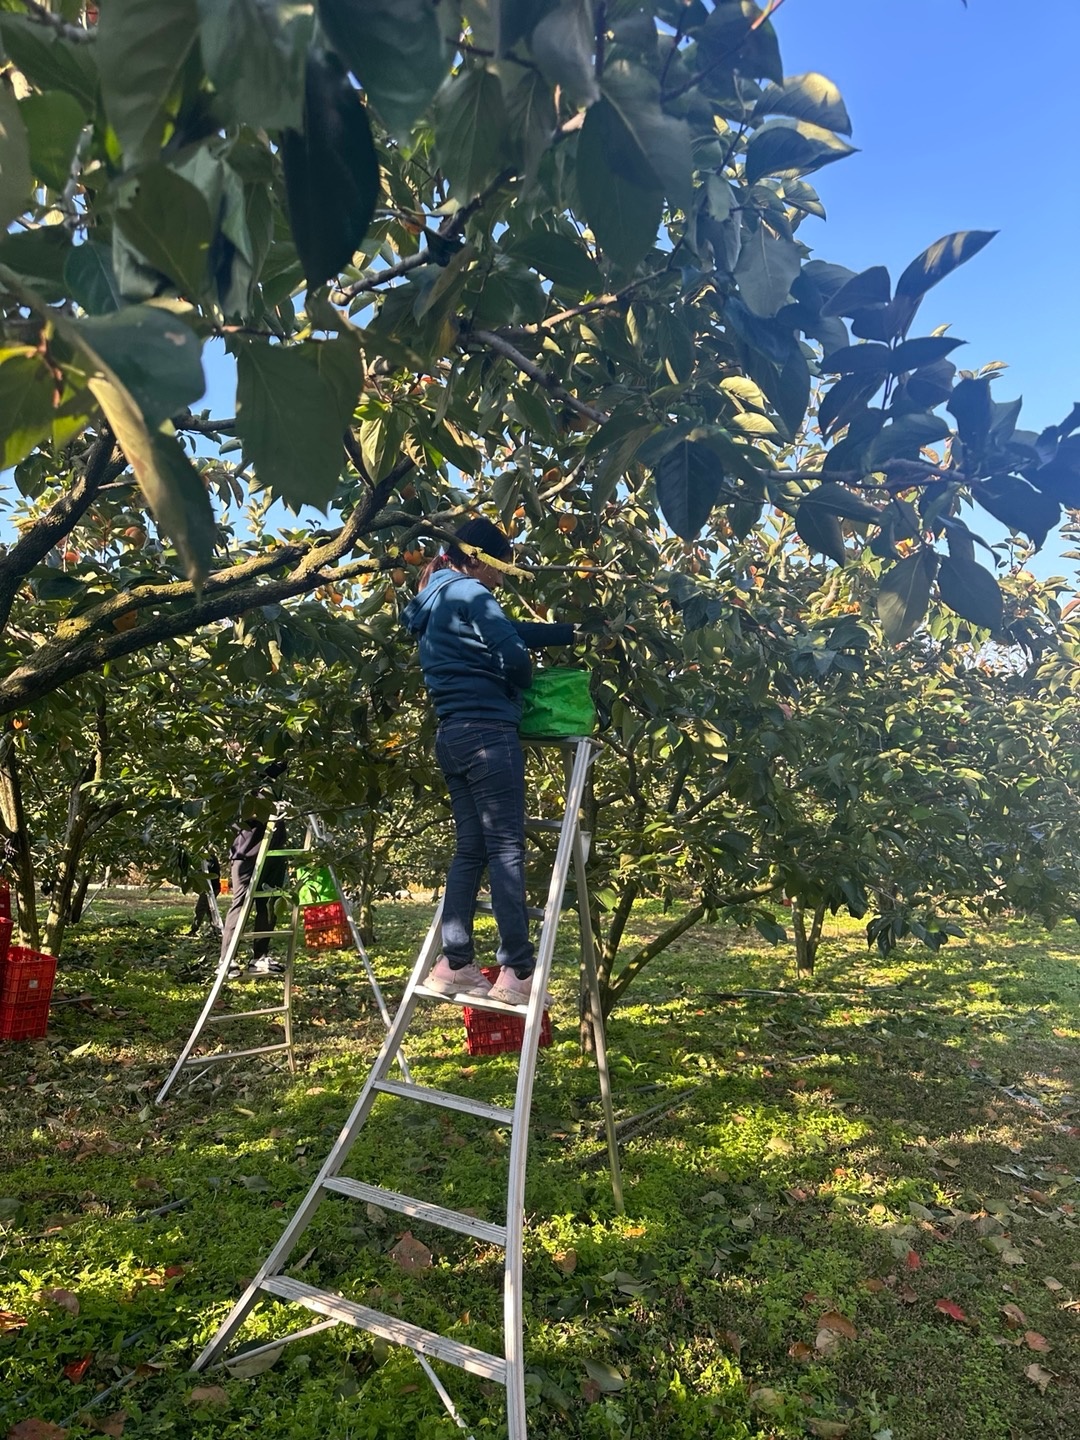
[0, 432, 122, 635]
[0, 458, 417, 716]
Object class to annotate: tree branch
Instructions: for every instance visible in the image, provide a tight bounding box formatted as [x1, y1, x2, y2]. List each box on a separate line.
[21, 0, 94, 42]
[0, 432, 121, 635]
[0, 458, 418, 716]
[466, 328, 607, 425]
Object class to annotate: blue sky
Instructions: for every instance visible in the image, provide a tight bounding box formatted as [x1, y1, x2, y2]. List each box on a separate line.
[774, 0, 1080, 577]
[777, 0, 1079, 439]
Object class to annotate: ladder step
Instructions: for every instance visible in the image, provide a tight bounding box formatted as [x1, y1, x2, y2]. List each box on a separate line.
[248, 929, 296, 939]
[322, 1177, 507, 1246]
[206, 1007, 289, 1024]
[525, 818, 562, 832]
[475, 899, 545, 920]
[373, 1078, 514, 1126]
[414, 985, 531, 1015]
[264, 848, 311, 857]
[259, 1275, 507, 1384]
[251, 890, 297, 899]
[184, 1042, 291, 1066]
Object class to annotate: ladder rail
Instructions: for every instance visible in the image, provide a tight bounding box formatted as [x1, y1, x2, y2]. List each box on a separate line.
[155, 813, 285, 1105]
[502, 736, 596, 1435]
[193, 905, 445, 1372]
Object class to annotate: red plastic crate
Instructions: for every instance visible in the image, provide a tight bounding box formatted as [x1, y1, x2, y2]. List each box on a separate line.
[462, 967, 552, 1056]
[302, 901, 346, 929]
[0, 945, 57, 1041]
[304, 921, 351, 951]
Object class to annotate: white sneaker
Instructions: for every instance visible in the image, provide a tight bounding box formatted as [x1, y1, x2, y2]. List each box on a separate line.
[426, 956, 492, 997]
[487, 969, 553, 1008]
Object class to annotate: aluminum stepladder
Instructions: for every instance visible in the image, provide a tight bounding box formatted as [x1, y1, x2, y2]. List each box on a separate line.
[156, 809, 404, 1106]
[192, 737, 623, 1440]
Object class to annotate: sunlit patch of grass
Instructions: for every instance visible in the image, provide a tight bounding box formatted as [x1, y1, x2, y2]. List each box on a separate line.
[1, 897, 1079, 1437]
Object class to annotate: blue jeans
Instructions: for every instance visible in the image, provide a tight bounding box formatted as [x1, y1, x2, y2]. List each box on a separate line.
[435, 720, 534, 976]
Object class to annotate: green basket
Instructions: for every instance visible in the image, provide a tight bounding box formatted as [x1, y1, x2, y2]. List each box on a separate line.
[297, 864, 337, 906]
[519, 668, 596, 738]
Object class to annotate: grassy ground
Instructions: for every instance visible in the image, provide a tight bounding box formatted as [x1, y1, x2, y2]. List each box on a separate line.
[1, 895, 1078, 1439]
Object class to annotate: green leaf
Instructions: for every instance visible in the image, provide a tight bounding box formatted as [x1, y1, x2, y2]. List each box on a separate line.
[947, 376, 992, 453]
[282, 49, 380, 287]
[0, 225, 72, 300]
[529, 0, 600, 109]
[974, 477, 1059, 551]
[697, 2, 783, 85]
[822, 265, 890, 317]
[19, 89, 84, 191]
[894, 230, 998, 300]
[818, 372, 881, 439]
[800, 481, 881, 525]
[235, 337, 362, 508]
[0, 76, 32, 230]
[0, 265, 213, 582]
[71, 307, 205, 428]
[583, 1358, 626, 1393]
[734, 222, 801, 317]
[196, 0, 304, 131]
[507, 229, 602, 294]
[503, 66, 557, 184]
[0, 15, 98, 114]
[889, 336, 965, 373]
[597, 61, 693, 211]
[654, 440, 724, 540]
[114, 164, 214, 300]
[867, 412, 949, 466]
[753, 73, 852, 135]
[795, 503, 846, 565]
[578, 99, 662, 269]
[97, 0, 199, 160]
[937, 555, 1003, 632]
[743, 119, 856, 186]
[877, 549, 938, 642]
[434, 66, 509, 202]
[0, 346, 57, 468]
[820, 342, 891, 377]
[318, 0, 451, 139]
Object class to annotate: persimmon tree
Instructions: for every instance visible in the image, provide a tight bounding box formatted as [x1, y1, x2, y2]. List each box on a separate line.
[0, 0, 1075, 730]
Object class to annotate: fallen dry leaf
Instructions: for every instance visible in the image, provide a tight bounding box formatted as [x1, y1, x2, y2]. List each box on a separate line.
[187, 1385, 230, 1407]
[905, 1249, 922, 1271]
[898, 1284, 918, 1304]
[1001, 1303, 1028, 1329]
[0, 1310, 27, 1334]
[749, 1386, 784, 1413]
[389, 1231, 433, 1275]
[62, 1353, 93, 1383]
[1024, 1331, 1051, 1353]
[83, 1413, 126, 1438]
[1025, 1362, 1053, 1394]
[1043, 1277, 1065, 1292]
[815, 1311, 857, 1354]
[720, 1330, 743, 1355]
[38, 1288, 79, 1316]
[807, 1422, 850, 1439]
[7, 1423, 68, 1440]
[787, 1340, 814, 1362]
[552, 1249, 577, 1276]
[935, 1298, 970, 1324]
[863, 1278, 886, 1293]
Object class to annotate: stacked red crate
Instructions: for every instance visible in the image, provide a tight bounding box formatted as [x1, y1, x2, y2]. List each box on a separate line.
[462, 967, 552, 1056]
[302, 901, 351, 950]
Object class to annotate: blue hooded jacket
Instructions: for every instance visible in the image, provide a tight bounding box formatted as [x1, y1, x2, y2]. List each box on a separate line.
[402, 570, 574, 724]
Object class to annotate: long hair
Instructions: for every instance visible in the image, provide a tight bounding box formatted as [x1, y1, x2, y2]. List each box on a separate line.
[418, 517, 512, 590]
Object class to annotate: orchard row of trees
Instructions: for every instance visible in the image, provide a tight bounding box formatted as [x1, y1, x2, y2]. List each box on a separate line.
[1, 2, 1079, 1001]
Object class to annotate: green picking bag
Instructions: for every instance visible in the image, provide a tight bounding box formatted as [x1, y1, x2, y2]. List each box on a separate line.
[519, 668, 596, 738]
[297, 864, 336, 905]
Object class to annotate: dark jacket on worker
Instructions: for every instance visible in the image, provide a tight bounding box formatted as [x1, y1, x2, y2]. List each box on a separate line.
[402, 570, 574, 724]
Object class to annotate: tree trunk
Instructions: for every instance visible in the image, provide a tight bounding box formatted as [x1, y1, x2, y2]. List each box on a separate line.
[70, 868, 92, 925]
[0, 741, 39, 948]
[792, 899, 827, 977]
